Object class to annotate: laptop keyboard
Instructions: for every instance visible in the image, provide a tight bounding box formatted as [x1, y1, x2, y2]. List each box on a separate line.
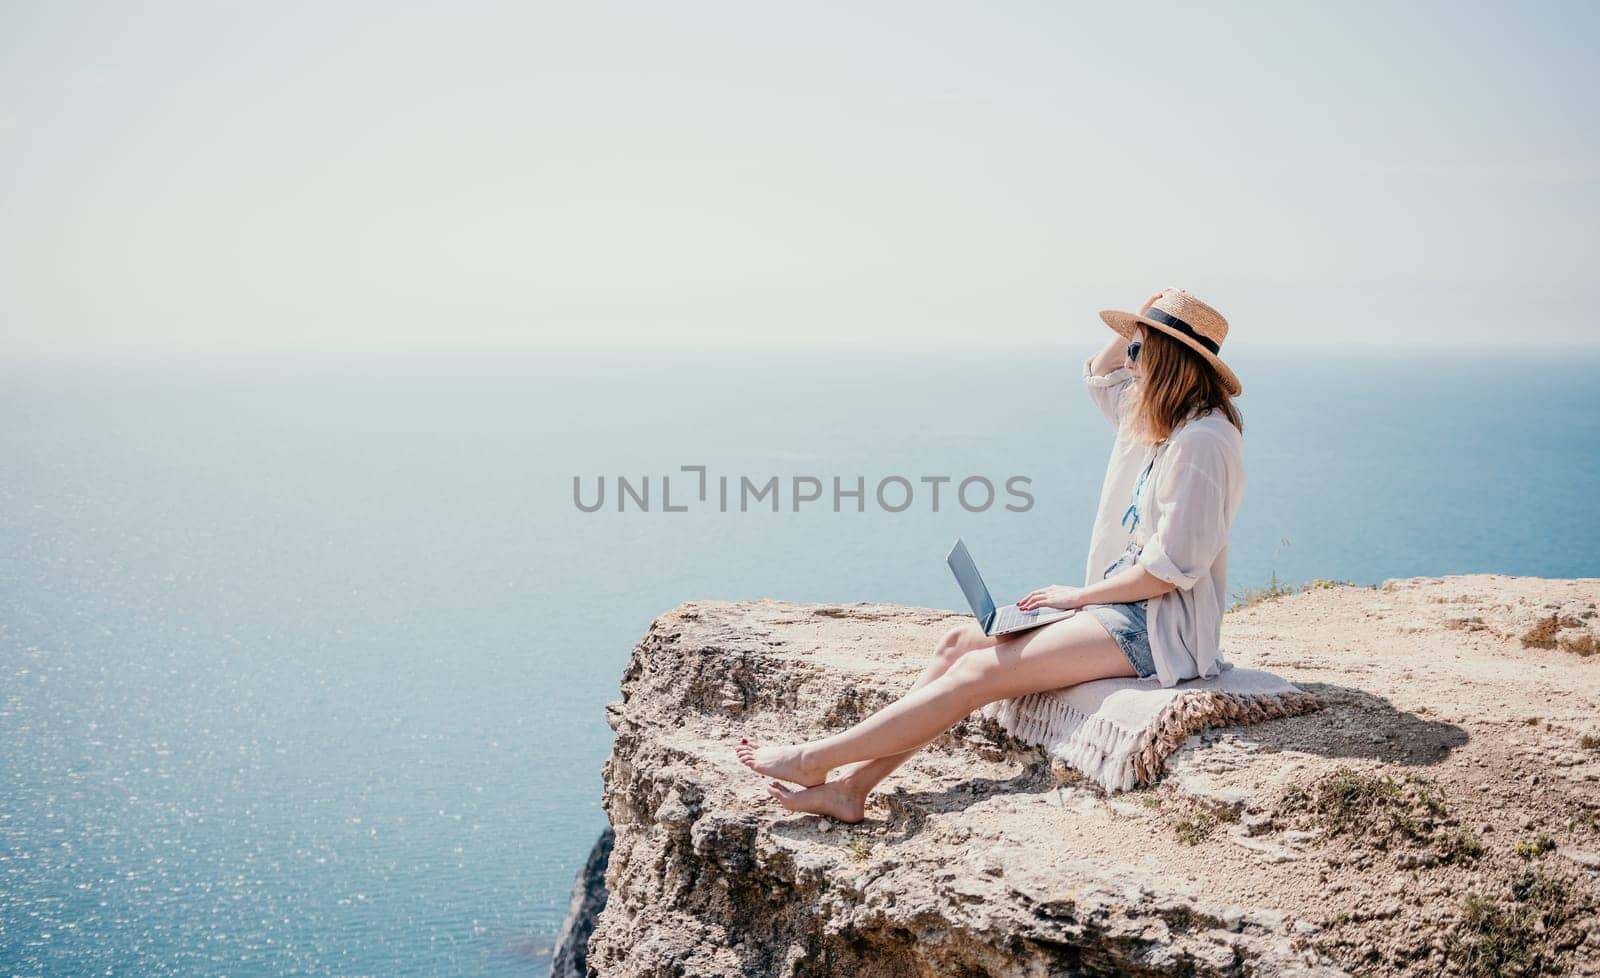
[992, 605, 1067, 633]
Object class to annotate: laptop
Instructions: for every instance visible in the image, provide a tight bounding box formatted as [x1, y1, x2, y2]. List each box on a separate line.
[946, 538, 1077, 637]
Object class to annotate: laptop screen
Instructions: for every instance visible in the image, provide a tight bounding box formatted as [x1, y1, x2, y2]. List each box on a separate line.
[946, 539, 996, 624]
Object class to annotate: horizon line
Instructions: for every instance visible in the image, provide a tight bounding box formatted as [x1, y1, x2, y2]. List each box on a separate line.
[2, 338, 1597, 359]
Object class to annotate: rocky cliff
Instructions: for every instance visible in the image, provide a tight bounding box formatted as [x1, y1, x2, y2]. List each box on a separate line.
[565, 576, 1600, 977]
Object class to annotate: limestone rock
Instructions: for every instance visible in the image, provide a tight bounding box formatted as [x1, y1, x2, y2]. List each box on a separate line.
[577, 576, 1600, 978]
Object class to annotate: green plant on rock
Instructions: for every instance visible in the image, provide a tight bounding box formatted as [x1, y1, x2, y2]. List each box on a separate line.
[1173, 806, 1219, 846]
[1441, 830, 1485, 864]
[1276, 766, 1450, 849]
[1228, 573, 1296, 611]
[844, 831, 873, 861]
[1226, 537, 1298, 612]
[1513, 835, 1556, 860]
[1404, 774, 1448, 818]
[1447, 869, 1585, 978]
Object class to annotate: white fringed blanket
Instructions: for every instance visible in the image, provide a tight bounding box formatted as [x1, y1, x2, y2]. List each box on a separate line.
[976, 666, 1323, 793]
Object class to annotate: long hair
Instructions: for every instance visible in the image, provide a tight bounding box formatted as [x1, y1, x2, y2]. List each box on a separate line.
[1128, 327, 1243, 446]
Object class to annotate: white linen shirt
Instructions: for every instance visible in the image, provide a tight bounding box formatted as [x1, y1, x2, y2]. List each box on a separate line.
[1081, 352, 1246, 687]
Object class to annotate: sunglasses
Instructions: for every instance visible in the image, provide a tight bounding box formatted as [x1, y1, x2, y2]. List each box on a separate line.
[1126, 339, 1142, 364]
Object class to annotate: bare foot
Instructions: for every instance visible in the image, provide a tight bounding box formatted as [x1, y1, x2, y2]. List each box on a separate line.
[734, 737, 830, 788]
[765, 779, 867, 824]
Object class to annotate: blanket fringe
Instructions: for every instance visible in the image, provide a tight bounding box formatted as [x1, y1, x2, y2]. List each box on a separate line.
[978, 688, 1324, 793]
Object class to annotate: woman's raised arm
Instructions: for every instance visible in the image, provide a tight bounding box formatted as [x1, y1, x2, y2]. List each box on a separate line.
[1088, 330, 1128, 377]
[1083, 342, 1134, 430]
[1083, 289, 1164, 429]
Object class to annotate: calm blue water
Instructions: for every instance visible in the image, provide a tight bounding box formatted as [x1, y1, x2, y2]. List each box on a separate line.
[2, 347, 1596, 976]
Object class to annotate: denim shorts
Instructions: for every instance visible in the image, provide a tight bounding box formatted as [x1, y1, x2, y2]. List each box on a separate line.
[1083, 541, 1156, 679]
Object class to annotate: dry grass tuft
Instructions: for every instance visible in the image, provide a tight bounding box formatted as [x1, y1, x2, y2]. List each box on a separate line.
[1447, 869, 1590, 978]
[1520, 613, 1563, 649]
[1518, 613, 1597, 656]
[1277, 767, 1450, 850]
[1560, 632, 1598, 656]
[1227, 571, 1296, 611]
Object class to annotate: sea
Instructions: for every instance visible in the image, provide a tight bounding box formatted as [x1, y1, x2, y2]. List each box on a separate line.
[2, 346, 1596, 976]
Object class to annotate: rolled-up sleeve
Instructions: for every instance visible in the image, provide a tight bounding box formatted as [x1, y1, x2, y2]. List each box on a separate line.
[1083, 353, 1134, 430]
[1138, 434, 1234, 591]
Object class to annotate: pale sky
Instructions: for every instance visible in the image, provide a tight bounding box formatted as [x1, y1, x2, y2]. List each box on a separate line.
[1, 1, 1595, 354]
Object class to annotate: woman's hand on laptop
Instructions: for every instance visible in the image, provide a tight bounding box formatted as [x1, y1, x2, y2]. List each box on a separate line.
[1017, 585, 1085, 612]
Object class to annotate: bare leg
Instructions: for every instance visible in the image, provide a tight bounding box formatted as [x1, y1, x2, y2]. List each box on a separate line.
[751, 623, 994, 823]
[832, 623, 996, 784]
[733, 622, 991, 792]
[737, 612, 1138, 811]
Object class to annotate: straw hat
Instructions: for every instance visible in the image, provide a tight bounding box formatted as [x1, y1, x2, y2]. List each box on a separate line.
[1099, 288, 1242, 397]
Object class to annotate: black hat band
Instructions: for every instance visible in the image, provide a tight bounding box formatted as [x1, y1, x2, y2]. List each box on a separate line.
[1145, 308, 1220, 355]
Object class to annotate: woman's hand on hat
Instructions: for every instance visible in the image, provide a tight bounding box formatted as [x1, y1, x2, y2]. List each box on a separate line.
[1138, 289, 1169, 316]
[1017, 584, 1085, 612]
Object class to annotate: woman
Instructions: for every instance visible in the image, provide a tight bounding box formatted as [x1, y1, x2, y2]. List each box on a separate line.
[736, 287, 1246, 823]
